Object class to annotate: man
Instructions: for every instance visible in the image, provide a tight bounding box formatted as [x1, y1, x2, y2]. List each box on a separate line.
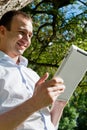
[0, 10, 66, 130]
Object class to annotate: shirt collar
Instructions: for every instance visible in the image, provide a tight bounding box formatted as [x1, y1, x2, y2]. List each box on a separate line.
[0, 51, 28, 67]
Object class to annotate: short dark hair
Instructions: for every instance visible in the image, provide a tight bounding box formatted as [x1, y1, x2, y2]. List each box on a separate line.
[0, 10, 32, 30]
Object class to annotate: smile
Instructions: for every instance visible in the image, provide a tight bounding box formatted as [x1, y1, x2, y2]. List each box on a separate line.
[17, 42, 26, 50]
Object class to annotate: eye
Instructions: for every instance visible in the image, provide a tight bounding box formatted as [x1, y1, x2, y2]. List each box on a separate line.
[19, 30, 25, 35]
[18, 29, 33, 39]
[29, 33, 33, 38]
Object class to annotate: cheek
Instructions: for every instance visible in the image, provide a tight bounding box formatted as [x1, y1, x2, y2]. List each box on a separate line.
[12, 34, 23, 43]
[29, 38, 31, 45]
[18, 34, 23, 39]
[12, 32, 23, 40]
[7, 33, 21, 42]
[27, 40, 31, 48]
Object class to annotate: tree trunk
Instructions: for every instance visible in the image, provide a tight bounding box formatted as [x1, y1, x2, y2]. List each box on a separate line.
[0, 0, 33, 18]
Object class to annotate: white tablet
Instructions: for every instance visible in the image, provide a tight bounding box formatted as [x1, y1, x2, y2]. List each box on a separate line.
[54, 45, 87, 101]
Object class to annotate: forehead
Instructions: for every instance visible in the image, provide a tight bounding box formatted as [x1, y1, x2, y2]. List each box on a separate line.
[11, 14, 33, 32]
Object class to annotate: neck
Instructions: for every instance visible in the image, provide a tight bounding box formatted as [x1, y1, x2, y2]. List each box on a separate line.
[0, 47, 21, 64]
[13, 56, 20, 64]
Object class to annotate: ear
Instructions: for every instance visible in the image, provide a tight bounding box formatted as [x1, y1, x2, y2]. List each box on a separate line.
[0, 26, 6, 36]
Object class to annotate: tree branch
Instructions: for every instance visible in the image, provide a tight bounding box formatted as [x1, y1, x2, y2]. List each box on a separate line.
[78, 0, 87, 6]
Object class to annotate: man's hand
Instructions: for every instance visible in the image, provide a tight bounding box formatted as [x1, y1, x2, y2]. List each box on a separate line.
[33, 73, 65, 109]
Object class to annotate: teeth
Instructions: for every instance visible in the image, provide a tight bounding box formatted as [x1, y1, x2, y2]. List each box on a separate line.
[18, 43, 23, 47]
[17, 42, 26, 47]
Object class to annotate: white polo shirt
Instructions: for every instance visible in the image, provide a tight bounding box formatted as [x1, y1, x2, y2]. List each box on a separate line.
[0, 51, 56, 130]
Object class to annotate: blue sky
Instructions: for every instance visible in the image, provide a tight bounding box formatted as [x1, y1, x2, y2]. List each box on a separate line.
[61, 0, 87, 19]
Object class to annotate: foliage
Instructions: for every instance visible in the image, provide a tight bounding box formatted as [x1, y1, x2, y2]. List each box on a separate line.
[22, 0, 87, 129]
[59, 104, 78, 130]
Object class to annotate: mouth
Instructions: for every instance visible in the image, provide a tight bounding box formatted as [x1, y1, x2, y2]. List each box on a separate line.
[17, 42, 27, 50]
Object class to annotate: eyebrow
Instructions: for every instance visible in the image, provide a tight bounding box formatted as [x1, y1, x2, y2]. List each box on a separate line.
[19, 27, 30, 32]
[19, 26, 27, 30]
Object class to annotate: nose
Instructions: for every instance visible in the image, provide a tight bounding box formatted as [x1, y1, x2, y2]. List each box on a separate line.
[23, 34, 31, 45]
[24, 34, 29, 41]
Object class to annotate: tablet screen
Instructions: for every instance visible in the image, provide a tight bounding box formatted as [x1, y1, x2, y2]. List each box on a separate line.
[54, 45, 87, 101]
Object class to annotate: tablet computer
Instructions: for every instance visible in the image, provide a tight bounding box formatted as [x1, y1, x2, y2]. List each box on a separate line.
[54, 45, 87, 101]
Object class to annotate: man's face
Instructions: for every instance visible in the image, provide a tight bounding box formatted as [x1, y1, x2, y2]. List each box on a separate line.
[1, 14, 33, 58]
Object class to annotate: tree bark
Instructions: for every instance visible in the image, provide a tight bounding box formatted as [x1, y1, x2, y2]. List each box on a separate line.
[0, 0, 33, 18]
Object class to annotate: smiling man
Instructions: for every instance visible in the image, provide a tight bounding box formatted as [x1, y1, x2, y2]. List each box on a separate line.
[0, 10, 66, 130]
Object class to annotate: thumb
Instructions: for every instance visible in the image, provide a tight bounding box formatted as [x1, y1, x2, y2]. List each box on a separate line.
[36, 72, 49, 87]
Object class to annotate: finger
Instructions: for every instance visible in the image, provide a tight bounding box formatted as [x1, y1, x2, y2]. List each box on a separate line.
[48, 86, 65, 102]
[36, 72, 49, 87]
[44, 78, 64, 88]
[55, 84, 65, 91]
[48, 91, 62, 102]
[47, 85, 65, 92]
[53, 77, 64, 84]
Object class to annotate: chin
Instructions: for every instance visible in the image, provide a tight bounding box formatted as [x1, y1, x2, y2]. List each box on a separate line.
[17, 50, 24, 55]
